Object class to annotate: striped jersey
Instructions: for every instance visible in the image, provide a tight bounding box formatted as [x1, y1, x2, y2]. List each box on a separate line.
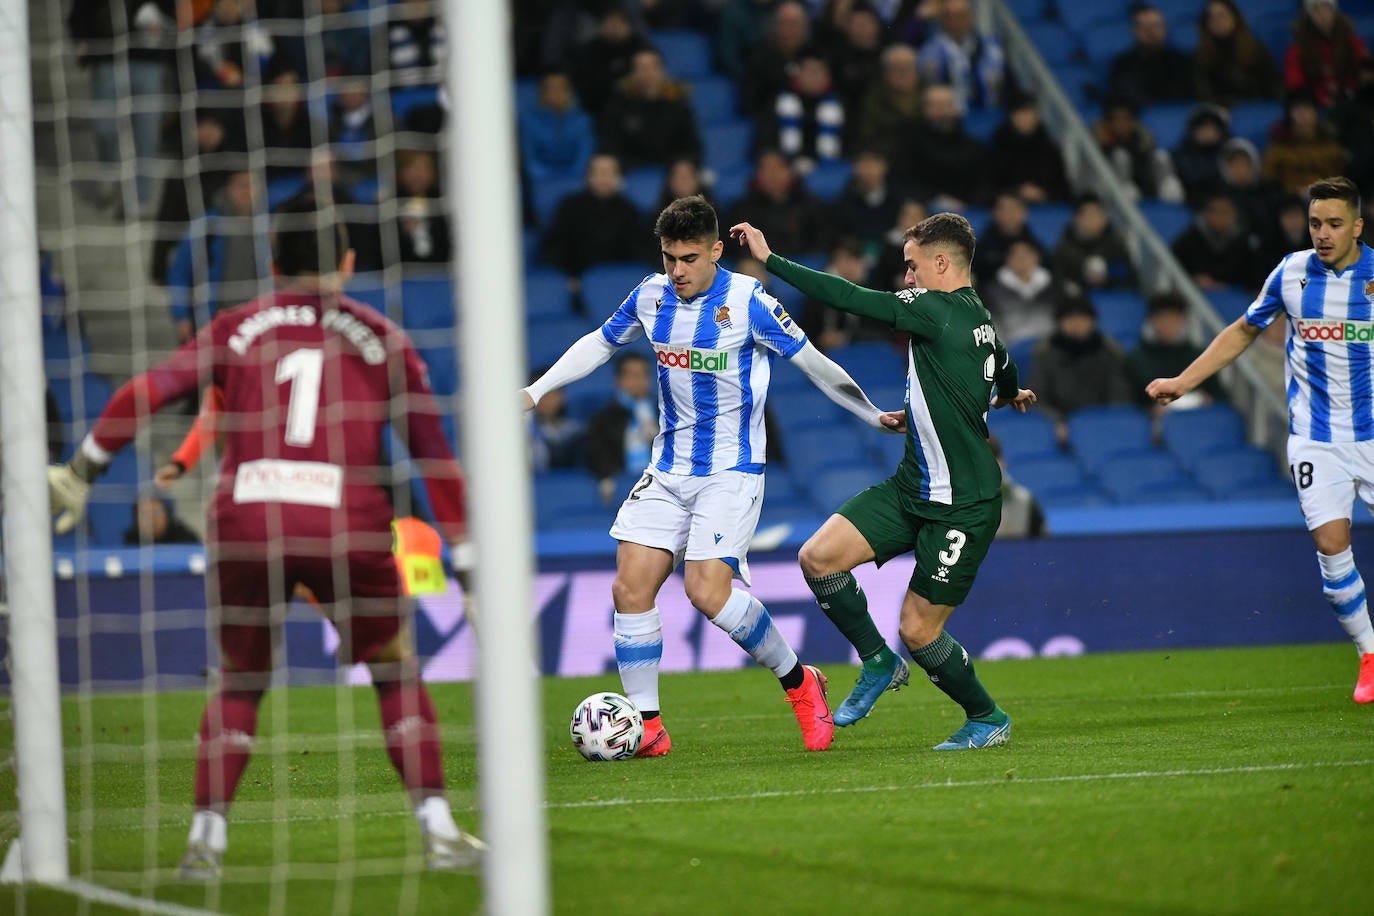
[1246, 242, 1374, 442]
[599, 266, 806, 476]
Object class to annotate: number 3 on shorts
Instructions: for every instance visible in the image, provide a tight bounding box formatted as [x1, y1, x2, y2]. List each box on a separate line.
[938, 529, 966, 566]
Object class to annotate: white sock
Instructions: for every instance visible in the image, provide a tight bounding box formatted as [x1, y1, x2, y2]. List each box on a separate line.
[1318, 549, 1374, 654]
[416, 795, 459, 841]
[711, 589, 798, 680]
[614, 608, 663, 714]
[188, 810, 227, 853]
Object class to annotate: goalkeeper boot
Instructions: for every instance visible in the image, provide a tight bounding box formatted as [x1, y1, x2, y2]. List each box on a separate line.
[176, 842, 222, 881]
[635, 716, 672, 758]
[1355, 653, 1374, 704]
[424, 827, 486, 871]
[834, 654, 910, 726]
[933, 712, 1011, 751]
[785, 665, 834, 751]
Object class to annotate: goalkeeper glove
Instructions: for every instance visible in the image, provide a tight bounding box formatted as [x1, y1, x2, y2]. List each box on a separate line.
[48, 450, 105, 535]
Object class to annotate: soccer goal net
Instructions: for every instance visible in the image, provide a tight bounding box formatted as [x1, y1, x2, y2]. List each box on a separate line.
[2, 0, 543, 912]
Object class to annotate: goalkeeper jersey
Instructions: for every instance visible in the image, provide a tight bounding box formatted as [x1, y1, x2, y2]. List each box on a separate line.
[599, 265, 807, 476]
[767, 255, 1019, 506]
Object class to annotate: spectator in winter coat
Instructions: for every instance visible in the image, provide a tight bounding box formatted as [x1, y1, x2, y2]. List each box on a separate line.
[855, 43, 923, 165]
[764, 46, 846, 173]
[1126, 291, 1224, 410]
[725, 149, 832, 256]
[1170, 192, 1263, 290]
[831, 148, 908, 258]
[1218, 137, 1282, 240]
[1192, 0, 1282, 106]
[1051, 193, 1137, 295]
[1028, 295, 1135, 445]
[918, 0, 1007, 110]
[741, 0, 812, 116]
[986, 94, 1070, 203]
[598, 48, 702, 171]
[519, 70, 596, 184]
[1093, 97, 1184, 202]
[1261, 90, 1349, 196]
[1284, 0, 1369, 108]
[896, 84, 988, 209]
[1171, 103, 1231, 206]
[542, 154, 648, 300]
[976, 192, 1045, 286]
[569, 6, 647, 117]
[1107, 2, 1194, 107]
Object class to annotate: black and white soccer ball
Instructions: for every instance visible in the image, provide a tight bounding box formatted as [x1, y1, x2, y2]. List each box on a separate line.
[569, 692, 644, 761]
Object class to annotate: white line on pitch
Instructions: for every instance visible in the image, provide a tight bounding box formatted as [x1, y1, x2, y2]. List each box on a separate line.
[57, 879, 224, 916]
[549, 757, 1374, 809]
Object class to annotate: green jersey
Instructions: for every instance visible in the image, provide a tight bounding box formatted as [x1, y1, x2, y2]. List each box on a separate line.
[767, 255, 1019, 507]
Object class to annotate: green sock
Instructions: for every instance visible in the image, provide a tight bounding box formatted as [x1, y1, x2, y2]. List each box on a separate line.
[908, 631, 1002, 722]
[805, 572, 889, 660]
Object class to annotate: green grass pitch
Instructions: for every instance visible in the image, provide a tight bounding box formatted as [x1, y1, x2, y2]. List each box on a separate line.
[2, 643, 1371, 915]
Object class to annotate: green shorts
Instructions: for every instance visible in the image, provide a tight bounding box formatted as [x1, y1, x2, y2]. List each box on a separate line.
[836, 476, 1001, 607]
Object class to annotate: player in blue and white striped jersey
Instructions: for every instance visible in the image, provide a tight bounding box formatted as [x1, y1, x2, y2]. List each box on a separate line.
[1148, 176, 1374, 703]
[522, 195, 905, 755]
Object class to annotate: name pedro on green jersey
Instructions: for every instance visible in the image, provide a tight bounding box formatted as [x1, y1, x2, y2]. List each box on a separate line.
[653, 343, 730, 371]
[1296, 319, 1374, 342]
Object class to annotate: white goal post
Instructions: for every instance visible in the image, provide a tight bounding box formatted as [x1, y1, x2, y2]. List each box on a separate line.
[0, 0, 70, 887]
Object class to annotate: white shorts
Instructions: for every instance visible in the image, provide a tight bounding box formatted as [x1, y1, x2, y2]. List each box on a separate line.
[1287, 435, 1374, 530]
[609, 468, 765, 585]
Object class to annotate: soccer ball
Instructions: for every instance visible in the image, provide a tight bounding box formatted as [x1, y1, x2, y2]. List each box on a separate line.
[569, 692, 644, 761]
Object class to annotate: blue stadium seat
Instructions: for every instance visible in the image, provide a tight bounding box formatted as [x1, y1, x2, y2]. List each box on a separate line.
[530, 176, 585, 228]
[1006, 337, 1038, 383]
[345, 279, 391, 317]
[964, 107, 1004, 142]
[1034, 483, 1112, 508]
[514, 77, 539, 114]
[1080, 21, 1135, 73]
[1160, 403, 1248, 468]
[524, 268, 574, 318]
[988, 410, 1059, 461]
[826, 341, 906, 391]
[783, 427, 866, 478]
[580, 262, 654, 313]
[400, 276, 455, 330]
[1094, 452, 1188, 503]
[804, 160, 852, 202]
[1113, 480, 1212, 504]
[418, 344, 459, 396]
[1005, 0, 1051, 22]
[1067, 405, 1154, 471]
[688, 76, 739, 126]
[1054, 0, 1131, 29]
[1140, 101, 1196, 152]
[870, 429, 906, 470]
[1234, 479, 1297, 501]
[771, 392, 848, 439]
[1051, 64, 1098, 110]
[622, 166, 665, 216]
[1091, 289, 1148, 348]
[652, 29, 715, 79]
[1138, 199, 1194, 242]
[1021, 21, 1079, 62]
[391, 85, 440, 123]
[808, 464, 886, 512]
[1026, 203, 1074, 248]
[1227, 99, 1283, 147]
[703, 120, 754, 174]
[711, 166, 751, 209]
[527, 315, 597, 369]
[1204, 286, 1254, 322]
[1015, 453, 1088, 492]
[1193, 446, 1284, 498]
[532, 470, 607, 530]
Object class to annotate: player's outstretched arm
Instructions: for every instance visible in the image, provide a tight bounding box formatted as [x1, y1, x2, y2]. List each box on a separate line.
[1146, 316, 1261, 404]
[730, 222, 900, 325]
[522, 330, 618, 409]
[789, 342, 901, 432]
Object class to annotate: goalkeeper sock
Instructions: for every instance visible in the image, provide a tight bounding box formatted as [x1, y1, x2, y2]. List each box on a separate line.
[711, 588, 799, 684]
[614, 608, 663, 716]
[805, 571, 888, 660]
[193, 688, 263, 810]
[1318, 549, 1374, 654]
[908, 631, 1000, 722]
[376, 679, 445, 795]
[415, 794, 460, 842]
[187, 810, 228, 854]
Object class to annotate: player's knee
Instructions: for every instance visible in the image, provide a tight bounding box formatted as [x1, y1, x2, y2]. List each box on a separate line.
[611, 574, 650, 611]
[898, 617, 938, 651]
[684, 579, 730, 617]
[797, 536, 834, 578]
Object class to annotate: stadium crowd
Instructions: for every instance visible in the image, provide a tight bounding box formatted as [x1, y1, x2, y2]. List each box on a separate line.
[47, 0, 1374, 542]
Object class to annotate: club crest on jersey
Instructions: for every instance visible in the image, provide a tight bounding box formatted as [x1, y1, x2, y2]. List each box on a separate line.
[1365, 279, 1374, 299]
[715, 304, 732, 328]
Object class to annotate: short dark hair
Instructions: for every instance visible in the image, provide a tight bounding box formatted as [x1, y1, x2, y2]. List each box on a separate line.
[1308, 176, 1363, 218]
[614, 351, 650, 378]
[1147, 291, 1187, 316]
[903, 212, 976, 268]
[1056, 294, 1097, 321]
[272, 193, 350, 277]
[654, 194, 718, 244]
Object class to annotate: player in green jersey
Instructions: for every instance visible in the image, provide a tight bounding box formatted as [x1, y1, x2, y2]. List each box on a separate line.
[731, 213, 1037, 749]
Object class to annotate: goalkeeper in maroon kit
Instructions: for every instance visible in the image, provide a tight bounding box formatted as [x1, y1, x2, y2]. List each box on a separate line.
[46, 197, 484, 877]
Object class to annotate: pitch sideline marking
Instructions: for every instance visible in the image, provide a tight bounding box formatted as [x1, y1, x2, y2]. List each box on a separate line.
[56, 879, 224, 916]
